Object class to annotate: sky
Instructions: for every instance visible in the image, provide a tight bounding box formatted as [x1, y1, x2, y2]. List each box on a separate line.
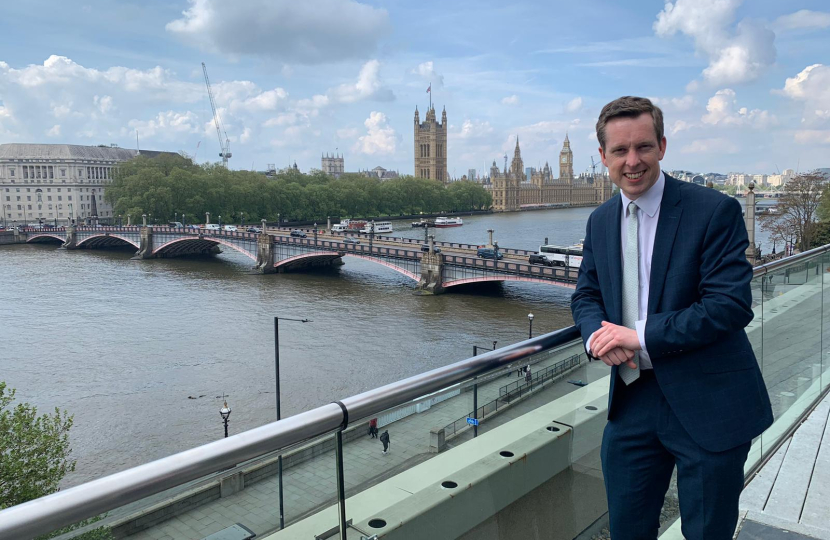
[0, 0, 829, 177]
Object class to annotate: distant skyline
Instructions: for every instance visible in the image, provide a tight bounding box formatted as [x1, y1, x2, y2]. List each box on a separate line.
[1, 0, 829, 176]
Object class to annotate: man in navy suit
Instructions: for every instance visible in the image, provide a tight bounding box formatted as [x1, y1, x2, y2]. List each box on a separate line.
[571, 96, 772, 540]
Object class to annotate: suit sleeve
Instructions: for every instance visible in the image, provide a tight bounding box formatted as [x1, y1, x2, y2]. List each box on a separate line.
[571, 212, 607, 354]
[644, 197, 754, 358]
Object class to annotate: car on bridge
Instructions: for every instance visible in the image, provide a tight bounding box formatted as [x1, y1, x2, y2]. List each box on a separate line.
[247, 227, 262, 233]
[205, 224, 220, 231]
[290, 229, 307, 238]
[168, 221, 184, 228]
[421, 244, 441, 253]
[477, 247, 503, 260]
[528, 254, 551, 266]
[223, 225, 238, 232]
[343, 237, 360, 244]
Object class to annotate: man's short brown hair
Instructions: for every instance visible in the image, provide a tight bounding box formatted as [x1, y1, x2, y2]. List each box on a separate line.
[596, 96, 664, 150]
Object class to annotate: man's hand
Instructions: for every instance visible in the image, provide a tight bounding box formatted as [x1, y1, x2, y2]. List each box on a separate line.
[591, 321, 641, 369]
[598, 347, 637, 369]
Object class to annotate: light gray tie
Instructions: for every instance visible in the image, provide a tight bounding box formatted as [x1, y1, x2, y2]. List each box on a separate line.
[620, 201, 641, 385]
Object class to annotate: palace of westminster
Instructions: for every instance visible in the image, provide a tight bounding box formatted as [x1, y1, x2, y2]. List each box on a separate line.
[413, 104, 614, 211]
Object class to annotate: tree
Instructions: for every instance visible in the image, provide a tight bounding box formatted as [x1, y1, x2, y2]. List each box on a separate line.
[760, 171, 828, 253]
[1, 381, 75, 510]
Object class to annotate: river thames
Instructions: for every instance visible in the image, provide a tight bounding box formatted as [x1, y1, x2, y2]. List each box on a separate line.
[0, 203, 772, 486]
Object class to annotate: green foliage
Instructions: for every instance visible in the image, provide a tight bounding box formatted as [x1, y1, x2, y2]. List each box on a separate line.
[0, 381, 75, 510]
[105, 158, 493, 223]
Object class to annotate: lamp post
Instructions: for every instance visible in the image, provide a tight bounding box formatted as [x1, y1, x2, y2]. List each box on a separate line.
[68, 203, 73, 225]
[369, 220, 375, 250]
[219, 399, 231, 438]
[218, 215, 222, 231]
[528, 313, 534, 339]
[206, 211, 210, 226]
[175, 212, 178, 224]
[241, 212, 245, 228]
[471, 340, 498, 438]
[274, 316, 312, 529]
[313, 222, 318, 247]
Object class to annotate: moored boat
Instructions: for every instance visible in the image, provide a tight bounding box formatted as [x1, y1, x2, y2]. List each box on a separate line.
[433, 216, 463, 227]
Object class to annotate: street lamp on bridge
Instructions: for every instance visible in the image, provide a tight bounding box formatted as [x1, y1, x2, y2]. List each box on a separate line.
[274, 316, 312, 530]
[219, 398, 231, 438]
[528, 313, 534, 339]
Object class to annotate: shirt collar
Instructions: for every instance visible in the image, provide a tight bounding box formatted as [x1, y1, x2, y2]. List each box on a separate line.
[620, 170, 665, 218]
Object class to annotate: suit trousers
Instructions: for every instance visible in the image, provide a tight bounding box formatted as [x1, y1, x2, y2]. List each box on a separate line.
[600, 369, 750, 540]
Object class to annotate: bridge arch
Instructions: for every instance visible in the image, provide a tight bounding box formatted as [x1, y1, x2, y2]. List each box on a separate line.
[76, 234, 139, 249]
[153, 237, 256, 260]
[273, 252, 420, 282]
[442, 276, 576, 290]
[26, 233, 65, 244]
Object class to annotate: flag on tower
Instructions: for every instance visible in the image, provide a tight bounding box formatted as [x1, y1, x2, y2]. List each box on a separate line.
[426, 84, 431, 93]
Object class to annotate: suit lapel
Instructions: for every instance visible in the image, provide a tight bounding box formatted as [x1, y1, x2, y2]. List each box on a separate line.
[604, 196, 623, 324]
[648, 175, 682, 315]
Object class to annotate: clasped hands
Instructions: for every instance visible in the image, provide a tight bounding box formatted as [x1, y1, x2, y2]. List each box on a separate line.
[590, 321, 640, 369]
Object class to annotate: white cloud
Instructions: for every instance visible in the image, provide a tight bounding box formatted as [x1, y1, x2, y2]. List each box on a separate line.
[701, 88, 776, 127]
[239, 127, 252, 143]
[670, 120, 692, 134]
[453, 119, 494, 140]
[774, 10, 830, 32]
[353, 112, 396, 155]
[230, 88, 288, 113]
[565, 97, 582, 112]
[780, 64, 830, 124]
[501, 95, 520, 106]
[128, 111, 202, 139]
[329, 60, 394, 104]
[654, 0, 775, 86]
[166, 0, 389, 64]
[650, 95, 695, 111]
[411, 61, 444, 88]
[94, 95, 114, 115]
[46, 125, 61, 137]
[794, 130, 830, 145]
[681, 138, 739, 154]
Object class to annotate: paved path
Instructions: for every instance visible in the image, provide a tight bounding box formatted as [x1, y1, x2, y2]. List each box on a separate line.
[128, 342, 601, 540]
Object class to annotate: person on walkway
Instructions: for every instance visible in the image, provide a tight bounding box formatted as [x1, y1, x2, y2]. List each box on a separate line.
[571, 96, 772, 540]
[380, 430, 390, 454]
[368, 418, 378, 438]
[524, 366, 531, 385]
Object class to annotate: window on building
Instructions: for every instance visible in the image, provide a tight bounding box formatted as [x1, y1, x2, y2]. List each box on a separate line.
[48, 166, 53, 179]
[78, 168, 83, 176]
[68, 196, 72, 201]
[26, 196, 31, 201]
[27, 205, 31, 210]
[48, 196, 52, 201]
[9, 169, 14, 177]
[23, 168, 28, 179]
[17, 205, 21, 210]
[58, 196, 62, 201]
[61, 169, 66, 177]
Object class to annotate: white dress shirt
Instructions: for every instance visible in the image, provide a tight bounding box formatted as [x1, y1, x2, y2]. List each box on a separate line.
[588, 170, 664, 369]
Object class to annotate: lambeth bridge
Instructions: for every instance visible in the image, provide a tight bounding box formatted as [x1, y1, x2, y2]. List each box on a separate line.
[15, 224, 578, 294]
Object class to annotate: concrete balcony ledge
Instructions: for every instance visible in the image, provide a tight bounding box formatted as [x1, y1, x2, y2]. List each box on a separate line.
[267, 376, 611, 540]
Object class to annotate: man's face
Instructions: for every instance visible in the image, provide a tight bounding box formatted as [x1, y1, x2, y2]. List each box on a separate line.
[599, 113, 667, 200]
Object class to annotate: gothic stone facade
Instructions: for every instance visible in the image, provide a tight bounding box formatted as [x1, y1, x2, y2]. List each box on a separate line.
[488, 135, 613, 211]
[413, 106, 448, 184]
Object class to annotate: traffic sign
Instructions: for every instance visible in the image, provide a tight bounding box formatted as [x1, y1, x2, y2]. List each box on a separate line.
[466, 417, 479, 426]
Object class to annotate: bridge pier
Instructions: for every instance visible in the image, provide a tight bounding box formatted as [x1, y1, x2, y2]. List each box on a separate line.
[254, 231, 276, 274]
[61, 224, 78, 249]
[132, 226, 155, 259]
[417, 235, 445, 294]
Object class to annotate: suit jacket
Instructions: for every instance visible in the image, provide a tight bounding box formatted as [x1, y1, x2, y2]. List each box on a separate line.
[571, 174, 773, 452]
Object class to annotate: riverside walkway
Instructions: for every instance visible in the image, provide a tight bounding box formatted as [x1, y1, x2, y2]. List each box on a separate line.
[122, 343, 598, 540]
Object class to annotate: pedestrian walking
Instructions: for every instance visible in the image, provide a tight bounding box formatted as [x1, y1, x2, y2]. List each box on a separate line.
[525, 366, 532, 385]
[368, 418, 378, 438]
[380, 430, 390, 454]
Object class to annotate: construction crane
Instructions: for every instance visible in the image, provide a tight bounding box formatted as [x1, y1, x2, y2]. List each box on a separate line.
[202, 62, 232, 168]
[589, 156, 600, 176]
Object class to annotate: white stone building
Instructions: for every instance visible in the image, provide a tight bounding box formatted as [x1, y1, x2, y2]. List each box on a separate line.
[0, 143, 171, 226]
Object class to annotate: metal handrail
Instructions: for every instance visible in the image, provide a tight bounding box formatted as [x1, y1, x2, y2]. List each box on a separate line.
[752, 244, 830, 276]
[0, 327, 580, 539]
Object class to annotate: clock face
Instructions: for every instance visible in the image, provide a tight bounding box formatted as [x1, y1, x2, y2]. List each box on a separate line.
[561, 156, 567, 163]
